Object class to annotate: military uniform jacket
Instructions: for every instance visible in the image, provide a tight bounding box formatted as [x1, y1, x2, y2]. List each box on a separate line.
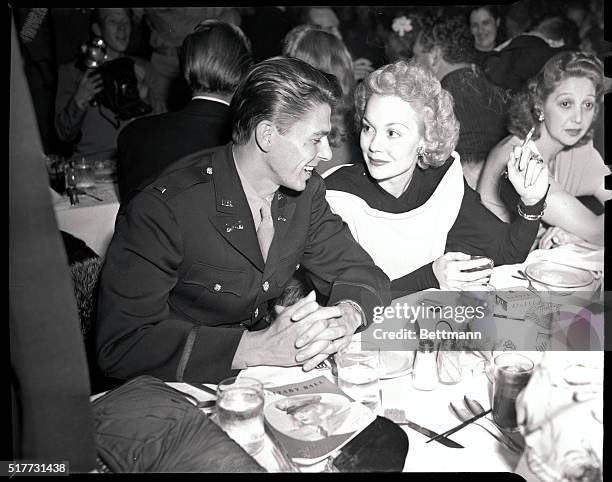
[96, 143, 391, 383]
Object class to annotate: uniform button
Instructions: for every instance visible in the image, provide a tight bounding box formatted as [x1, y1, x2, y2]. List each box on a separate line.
[213, 283, 222, 292]
[262, 281, 270, 292]
[295, 263, 300, 270]
[254, 308, 259, 317]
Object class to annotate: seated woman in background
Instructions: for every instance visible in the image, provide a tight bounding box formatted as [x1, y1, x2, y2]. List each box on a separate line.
[479, 51, 610, 249]
[282, 24, 360, 173]
[323, 60, 549, 294]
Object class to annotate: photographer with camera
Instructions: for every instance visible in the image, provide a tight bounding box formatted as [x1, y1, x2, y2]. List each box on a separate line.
[55, 8, 163, 162]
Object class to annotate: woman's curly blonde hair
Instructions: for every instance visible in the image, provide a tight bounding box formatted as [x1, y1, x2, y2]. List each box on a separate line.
[354, 60, 460, 168]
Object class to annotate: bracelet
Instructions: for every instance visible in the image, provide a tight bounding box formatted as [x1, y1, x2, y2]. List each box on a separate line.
[335, 299, 367, 331]
[517, 201, 546, 221]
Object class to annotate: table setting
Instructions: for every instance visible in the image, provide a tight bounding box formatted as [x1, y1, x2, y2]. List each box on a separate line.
[48, 156, 120, 256]
[160, 250, 603, 476]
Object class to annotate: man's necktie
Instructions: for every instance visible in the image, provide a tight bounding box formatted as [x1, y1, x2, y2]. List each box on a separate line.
[257, 200, 274, 261]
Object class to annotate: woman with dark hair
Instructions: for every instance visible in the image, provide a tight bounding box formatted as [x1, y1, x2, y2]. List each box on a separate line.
[282, 24, 359, 173]
[479, 51, 610, 248]
[324, 60, 549, 293]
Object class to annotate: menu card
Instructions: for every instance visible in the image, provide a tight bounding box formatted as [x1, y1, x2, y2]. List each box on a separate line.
[263, 376, 376, 465]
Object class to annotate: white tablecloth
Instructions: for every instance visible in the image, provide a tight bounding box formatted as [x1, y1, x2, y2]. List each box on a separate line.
[52, 183, 120, 257]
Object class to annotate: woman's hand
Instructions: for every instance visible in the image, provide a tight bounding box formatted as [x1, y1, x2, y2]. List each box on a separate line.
[507, 144, 549, 206]
[432, 252, 494, 290]
[74, 70, 104, 110]
[538, 225, 584, 250]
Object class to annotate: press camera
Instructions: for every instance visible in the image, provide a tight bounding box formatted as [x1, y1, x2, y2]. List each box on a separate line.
[78, 37, 152, 120]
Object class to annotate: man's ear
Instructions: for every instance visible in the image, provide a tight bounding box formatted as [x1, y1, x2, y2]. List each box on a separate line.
[254, 120, 274, 153]
[91, 22, 102, 38]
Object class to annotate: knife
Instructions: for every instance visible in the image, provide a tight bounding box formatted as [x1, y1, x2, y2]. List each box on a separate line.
[384, 409, 463, 448]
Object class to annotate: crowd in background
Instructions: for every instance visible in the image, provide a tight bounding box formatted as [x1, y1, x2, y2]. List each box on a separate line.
[14, 2, 608, 162]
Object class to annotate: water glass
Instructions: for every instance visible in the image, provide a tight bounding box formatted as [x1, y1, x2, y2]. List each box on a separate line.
[336, 341, 380, 412]
[216, 376, 265, 455]
[74, 158, 96, 189]
[460, 282, 497, 351]
[94, 159, 116, 183]
[492, 353, 534, 431]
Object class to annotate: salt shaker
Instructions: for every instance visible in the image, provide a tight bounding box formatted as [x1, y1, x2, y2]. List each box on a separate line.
[436, 339, 463, 385]
[412, 340, 438, 391]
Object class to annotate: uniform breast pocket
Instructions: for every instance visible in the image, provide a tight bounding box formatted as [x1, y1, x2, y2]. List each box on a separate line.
[182, 263, 246, 297]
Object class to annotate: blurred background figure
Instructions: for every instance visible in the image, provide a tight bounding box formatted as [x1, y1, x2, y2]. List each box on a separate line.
[469, 5, 503, 65]
[503, 0, 532, 39]
[117, 20, 253, 203]
[282, 25, 360, 173]
[301, 6, 342, 39]
[383, 10, 429, 63]
[483, 16, 577, 94]
[413, 15, 509, 189]
[54, 8, 162, 163]
[337, 6, 388, 82]
[480, 51, 610, 249]
[131, 7, 241, 111]
[241, 7, 296, 61]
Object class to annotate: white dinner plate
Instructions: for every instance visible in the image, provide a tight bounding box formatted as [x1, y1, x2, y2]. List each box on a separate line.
[524, 261, 594, 289]
[379, 351, 414, 379]
[264, 393, 351, 441]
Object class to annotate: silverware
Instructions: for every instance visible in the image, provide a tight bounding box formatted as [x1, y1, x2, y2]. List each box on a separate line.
[463, 397, 524, 453]
[449, 402, 520, 454]
[426, 408, 492, 444]
[167, 385, 216, 408]
[384, 409, 464, 448]
[76, 189, 104, 202]
[516, 270, 540, 295]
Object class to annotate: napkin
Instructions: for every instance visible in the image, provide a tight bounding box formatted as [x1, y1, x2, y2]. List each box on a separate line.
[526, 244, 603, 274]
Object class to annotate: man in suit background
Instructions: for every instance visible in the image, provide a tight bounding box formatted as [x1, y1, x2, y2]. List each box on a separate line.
[96, 57, 391, 383]
[116, 20, 253, 203]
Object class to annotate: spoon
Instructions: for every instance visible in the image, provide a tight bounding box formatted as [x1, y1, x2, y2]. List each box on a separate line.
[449, 402, 520, 454]
[463, 397, 524, 453]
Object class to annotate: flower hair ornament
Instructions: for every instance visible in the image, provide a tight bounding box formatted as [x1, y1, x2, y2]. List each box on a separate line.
[392, 16, 413, 37]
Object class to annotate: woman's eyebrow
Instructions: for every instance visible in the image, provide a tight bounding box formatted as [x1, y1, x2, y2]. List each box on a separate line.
[362, 117, 409, 129]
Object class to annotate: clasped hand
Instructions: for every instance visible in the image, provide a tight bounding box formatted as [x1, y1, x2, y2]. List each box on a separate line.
[260, 290, 359, 370]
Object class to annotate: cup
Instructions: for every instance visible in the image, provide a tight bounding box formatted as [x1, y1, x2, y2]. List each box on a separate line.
[216, 376, 265, 455]
[94, 159, 116, 183]
[74, 158, 96, 189]
[335, 340, 380, 411]
[492, 353, 534, 431]
[459, 282, 497, 352]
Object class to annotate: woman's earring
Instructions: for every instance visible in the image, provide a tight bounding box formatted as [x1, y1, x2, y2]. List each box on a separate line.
[416, 146, 425, 163]
[536, 110, 545, 123]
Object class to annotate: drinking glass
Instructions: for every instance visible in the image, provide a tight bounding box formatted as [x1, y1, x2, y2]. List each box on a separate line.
[459, 282, 497, 352]
[492, 353, 534, 431]
[74, 157, 96, 189]
[216, 376, 265, 455]
[94, 159, 116, 183]
[336, 341, 380, 412]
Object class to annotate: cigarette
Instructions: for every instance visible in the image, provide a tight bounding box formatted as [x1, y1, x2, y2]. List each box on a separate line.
[517, 127, 535, 171]
[521, 127, 535, 149]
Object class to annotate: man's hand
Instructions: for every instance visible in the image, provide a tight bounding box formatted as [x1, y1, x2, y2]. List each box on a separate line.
[291, 300, 362, 371]
[74, 70, 104, 110]
[432, 252, 493, 290]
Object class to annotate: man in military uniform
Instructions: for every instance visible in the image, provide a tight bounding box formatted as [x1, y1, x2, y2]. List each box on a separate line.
[96, 57, 391, 383]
